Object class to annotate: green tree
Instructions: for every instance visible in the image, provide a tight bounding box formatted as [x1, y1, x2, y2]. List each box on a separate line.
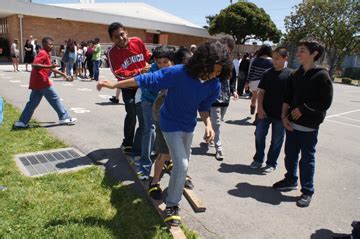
[284, 0, 360, 76]
[207, 2, 281, 44]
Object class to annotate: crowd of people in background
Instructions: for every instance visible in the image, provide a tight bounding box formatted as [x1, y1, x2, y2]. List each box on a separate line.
[11, 21, 333, 228]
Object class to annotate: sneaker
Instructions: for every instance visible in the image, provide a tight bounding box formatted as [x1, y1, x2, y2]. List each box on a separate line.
[163, 160, 173, 174]
[184, 175, 194, 190]
[249, 161, 262, 169]
[164, 206, 181, 227]
[121, 145, 132, 155]
[272, 179, 298, 191]
[137, 171, 149, 181]
[296, 194, 312, 208]
[129, 156, 140, 166]
[215, 150, 224, 161]
[109, 96, 119, 104]
[14, 120, 29, 128]
[250, 105, 256, 115]
[148, 182, 162, 200]
[59, 117, 77, 125]
[262, 165, 276, 174]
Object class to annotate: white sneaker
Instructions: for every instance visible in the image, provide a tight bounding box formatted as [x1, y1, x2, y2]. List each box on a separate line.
[59, 117, 77, 125]
[262, 165, 276, 174]
[14, 120, 28, 128]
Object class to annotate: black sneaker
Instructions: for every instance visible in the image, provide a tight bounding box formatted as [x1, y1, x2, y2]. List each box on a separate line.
[164, 206, 181, 227]
[121, 145, 132, 155]
[272, 179, 298, 191]
[296, 194, 312, 208]
[148, 182, 162, 200]
[163, 160, 173, 174]
[184, 175, 194, 190]
[215, 150, 224, 161]
[109, 96, 119, 104]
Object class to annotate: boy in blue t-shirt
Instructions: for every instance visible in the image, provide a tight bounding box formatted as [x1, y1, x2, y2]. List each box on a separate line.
[97, 40, 231, 226]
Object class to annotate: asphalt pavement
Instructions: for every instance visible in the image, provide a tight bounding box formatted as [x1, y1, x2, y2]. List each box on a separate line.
[0, 64, 359, 239]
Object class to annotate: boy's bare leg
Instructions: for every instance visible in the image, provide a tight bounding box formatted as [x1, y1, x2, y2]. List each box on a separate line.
[151, 153, 171, 185]
[115, 88, 121, 99]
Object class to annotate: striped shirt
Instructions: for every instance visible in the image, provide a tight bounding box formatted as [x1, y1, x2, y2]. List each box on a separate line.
[247, 57, 273, 82]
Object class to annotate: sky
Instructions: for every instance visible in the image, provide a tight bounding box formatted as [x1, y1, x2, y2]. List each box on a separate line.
[32, 0, 303, 33]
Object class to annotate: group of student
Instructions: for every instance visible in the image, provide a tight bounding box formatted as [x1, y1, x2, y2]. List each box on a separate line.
[58, 38, 102, 81]
[13, 21, 333, 227]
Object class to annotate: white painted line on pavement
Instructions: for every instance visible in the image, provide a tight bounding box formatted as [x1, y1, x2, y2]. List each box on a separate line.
[62, 83, 74, 86]
[77, 88, 93, 92]
[98, 94, 112, 99]
[336, 116, 360, 123]
[326, 109, 360, 119]
[20, 85, 29, 88]
[325, 119, 360, 129]
[70, 107, 90, 113]
[9, 80, 21, 83]
[0, 76, 12, 79]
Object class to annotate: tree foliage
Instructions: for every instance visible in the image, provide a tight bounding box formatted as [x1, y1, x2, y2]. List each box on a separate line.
[284, 0, 360, 76]
[207, 2, 281, 44]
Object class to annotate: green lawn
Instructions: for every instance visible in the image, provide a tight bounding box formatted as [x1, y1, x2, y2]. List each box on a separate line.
[0, 102, 175, 238]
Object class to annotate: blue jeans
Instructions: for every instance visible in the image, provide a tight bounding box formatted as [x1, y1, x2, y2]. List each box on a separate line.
[19, 86, 70, 124]
[131, 102, 144, 157]
[121, 89, 137, 147]
[138, 100, 156, 174]
[253, 117, 285, 167]
[65, 58, 75, 76]
[284, 129, 319, 196]
[92, 60, 100, 81]
[163, 131, 194, 207]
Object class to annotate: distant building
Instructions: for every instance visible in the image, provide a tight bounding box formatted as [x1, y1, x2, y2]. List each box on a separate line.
[0, 0, 216, 61]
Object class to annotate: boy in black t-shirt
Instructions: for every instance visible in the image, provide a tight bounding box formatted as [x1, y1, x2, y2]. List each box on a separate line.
[250, 47, 291, 173]
[273, 38, 333, 208]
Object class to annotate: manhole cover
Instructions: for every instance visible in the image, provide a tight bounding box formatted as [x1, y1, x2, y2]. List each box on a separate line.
[14, 147, 92, 177]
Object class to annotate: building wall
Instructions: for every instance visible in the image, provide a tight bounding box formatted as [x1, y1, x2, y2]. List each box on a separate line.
[165, 32, 208, 48]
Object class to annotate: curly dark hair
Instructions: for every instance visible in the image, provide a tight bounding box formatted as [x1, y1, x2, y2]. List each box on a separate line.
[174, 46, 192, 65]
[185, 41, 232, 81]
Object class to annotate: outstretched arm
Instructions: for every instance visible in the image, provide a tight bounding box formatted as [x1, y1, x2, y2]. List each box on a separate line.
[97, 78, 138, 91]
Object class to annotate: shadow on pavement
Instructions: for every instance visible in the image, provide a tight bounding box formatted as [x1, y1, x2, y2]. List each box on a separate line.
[228, 182, 298, 205]
[95, 102, 125, 106]
[218, 163, 265, 175]
[191, 142, 214, 157]
[310, 228, 351, 239]
[225, 117, 253, 126]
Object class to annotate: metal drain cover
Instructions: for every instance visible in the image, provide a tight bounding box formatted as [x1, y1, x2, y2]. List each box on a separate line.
[14, 147, 92, 177]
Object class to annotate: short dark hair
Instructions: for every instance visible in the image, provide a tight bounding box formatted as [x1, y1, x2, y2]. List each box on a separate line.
[186, 40, 232, 80]
[94, 38, 100, 44]
[42, 37, 53, 45]
[256, 44, 272, 58]
[153, 45, 175, 62]
[108, 22, 125, 38]
[273, 47, 288, 58]
[299, 37, 324, 61]
[174, 46, 192, 65]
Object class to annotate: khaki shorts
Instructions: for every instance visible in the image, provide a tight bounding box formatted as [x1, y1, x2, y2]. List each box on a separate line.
[249, 80, 260, 92]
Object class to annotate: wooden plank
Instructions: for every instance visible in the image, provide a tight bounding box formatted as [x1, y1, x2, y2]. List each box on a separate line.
[123, 155, 186, 239]
[183, 188, 206, 213]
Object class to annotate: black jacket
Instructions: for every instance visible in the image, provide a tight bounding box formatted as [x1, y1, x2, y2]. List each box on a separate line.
[284, 66, 333, 129]
[212, 67, 236, 107]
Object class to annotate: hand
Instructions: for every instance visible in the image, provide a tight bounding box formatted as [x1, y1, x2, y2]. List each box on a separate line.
[140, 64, 151, 74]
[257, 107, 267, 119]
[65, 75, 73, 82]
[232, 92, 239, 100]
[282, 116, 293, 131]
[204, 126, 215, 143]
[291, 108, 302, 120]
[51, 63, 59, 68]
